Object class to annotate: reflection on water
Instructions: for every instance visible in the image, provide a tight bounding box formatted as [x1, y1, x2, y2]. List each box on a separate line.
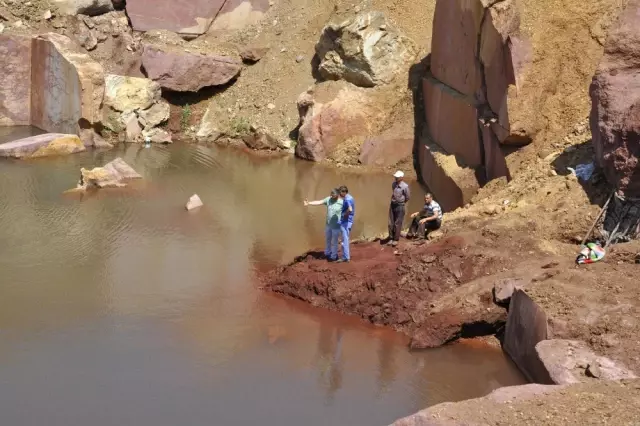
[0, 143, 525, 426]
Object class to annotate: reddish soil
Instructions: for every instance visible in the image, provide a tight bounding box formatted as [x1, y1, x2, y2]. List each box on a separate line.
[263, 233, 524, 348]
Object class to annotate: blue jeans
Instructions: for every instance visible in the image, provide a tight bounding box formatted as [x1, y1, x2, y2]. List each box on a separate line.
[324, 225, 340, 260]
[340, 222, 352, 260]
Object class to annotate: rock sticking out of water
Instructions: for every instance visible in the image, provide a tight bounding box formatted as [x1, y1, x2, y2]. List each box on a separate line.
[79, 157, 141, 189]
[186, 194, 203, 211]
[0, 133, 86, 158]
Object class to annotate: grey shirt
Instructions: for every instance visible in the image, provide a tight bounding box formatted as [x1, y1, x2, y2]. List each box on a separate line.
[391, 181, 410, 204]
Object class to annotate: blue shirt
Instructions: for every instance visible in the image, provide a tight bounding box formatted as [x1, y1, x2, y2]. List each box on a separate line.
[341, 194, 355, 224]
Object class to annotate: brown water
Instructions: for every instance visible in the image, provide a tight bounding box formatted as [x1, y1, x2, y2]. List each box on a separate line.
[0, 141, 525, 426]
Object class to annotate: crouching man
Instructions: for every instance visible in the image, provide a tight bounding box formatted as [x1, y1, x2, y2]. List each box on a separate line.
[407, 193, 442, 239]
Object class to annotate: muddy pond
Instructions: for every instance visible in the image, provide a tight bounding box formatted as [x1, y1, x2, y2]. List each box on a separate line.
[0, 139, 525, 425]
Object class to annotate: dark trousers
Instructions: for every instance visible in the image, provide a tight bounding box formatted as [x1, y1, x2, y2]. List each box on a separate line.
[408, 217, 441, 238]
[388, 203, 405, 241]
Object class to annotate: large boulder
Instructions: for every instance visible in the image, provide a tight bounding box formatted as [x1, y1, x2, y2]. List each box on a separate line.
[295, 86, 384, 161]
[31, 33, 105, 134]
[102, 74, 170, 142]
[52, 0, 114, 16]
[315, 11, 416, 87]
[0, 34, 31, 126]
[0, 133, 86, 158]
[590, 0, 640, 196]
[104, 74, 161, 113]
[125, 0, 225, 36]
[141, 43, 241, 92]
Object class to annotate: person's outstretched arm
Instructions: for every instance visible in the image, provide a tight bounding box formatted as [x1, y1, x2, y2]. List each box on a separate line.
[304, 198, 326, 206]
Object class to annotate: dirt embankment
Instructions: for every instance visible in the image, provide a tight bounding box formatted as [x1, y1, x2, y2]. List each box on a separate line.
[263, 228, 555, 349]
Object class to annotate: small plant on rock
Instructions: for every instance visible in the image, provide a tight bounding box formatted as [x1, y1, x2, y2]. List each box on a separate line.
[181, 104, 192, 131]
[230, 116, 251, 136]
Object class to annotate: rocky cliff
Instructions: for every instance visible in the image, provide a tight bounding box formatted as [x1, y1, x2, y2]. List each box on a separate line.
[0, 0, 630, 191]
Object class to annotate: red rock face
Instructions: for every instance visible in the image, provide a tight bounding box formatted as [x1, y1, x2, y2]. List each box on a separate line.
[479, 1, 519, 123]
[418, 0, 523, 209]
[481, 123, 511, 182]
[590, 0, 640, 195]
[430, 0, 484, 98]
[0, 35, 32, 126]
[141, 44, 241, 92]
[423, 76, 482, 167]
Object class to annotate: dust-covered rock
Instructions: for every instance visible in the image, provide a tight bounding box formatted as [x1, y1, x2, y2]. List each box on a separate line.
[315, 11, 416, 87]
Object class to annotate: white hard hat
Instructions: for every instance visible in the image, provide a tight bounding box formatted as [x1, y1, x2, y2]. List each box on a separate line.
[393, 170, 404, 178]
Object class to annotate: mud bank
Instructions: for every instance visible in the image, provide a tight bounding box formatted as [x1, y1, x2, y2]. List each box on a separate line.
[262, 231, 546, 349]
[262, 220, 640, 389]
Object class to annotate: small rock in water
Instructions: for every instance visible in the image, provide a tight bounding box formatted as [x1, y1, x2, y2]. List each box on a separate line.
[295, 55, 304, 63]
[267, 103, 276, 110]
[43, 10, 52, 20]
[186, 194, 203, 211]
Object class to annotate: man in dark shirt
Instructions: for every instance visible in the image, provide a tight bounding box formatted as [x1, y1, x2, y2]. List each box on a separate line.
[387, 170, 410, 247]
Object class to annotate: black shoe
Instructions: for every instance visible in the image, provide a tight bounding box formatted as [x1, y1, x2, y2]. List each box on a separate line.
[327, 257, 338, 262]
[336, 259, 350, 263]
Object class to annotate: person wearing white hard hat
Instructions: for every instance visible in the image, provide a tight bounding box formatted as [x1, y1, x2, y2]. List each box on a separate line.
[387, 170, 410, 247]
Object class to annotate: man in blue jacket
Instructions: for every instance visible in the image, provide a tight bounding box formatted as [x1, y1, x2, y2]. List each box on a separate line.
[338, 185, 355, 263]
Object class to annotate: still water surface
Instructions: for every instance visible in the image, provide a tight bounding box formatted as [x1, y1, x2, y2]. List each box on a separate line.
[0, 141, 525, 425]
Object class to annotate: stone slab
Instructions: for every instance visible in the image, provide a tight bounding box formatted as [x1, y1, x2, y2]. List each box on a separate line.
[423, 76, 482, 168]
[481, 123, 511, 182]
[503, 289, 552, 384]
[479, 0, 519, 116]
[126, 0, 225, 36]
[430, 0, 485, 97]
[416, 139, 480, 211]
[0, 34, 32, 126]
[30, 33, 104, 135]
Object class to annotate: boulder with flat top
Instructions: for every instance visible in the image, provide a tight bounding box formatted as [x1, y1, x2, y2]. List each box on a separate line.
[141, 43, 242, 92]
[0, 133, 86, 158]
